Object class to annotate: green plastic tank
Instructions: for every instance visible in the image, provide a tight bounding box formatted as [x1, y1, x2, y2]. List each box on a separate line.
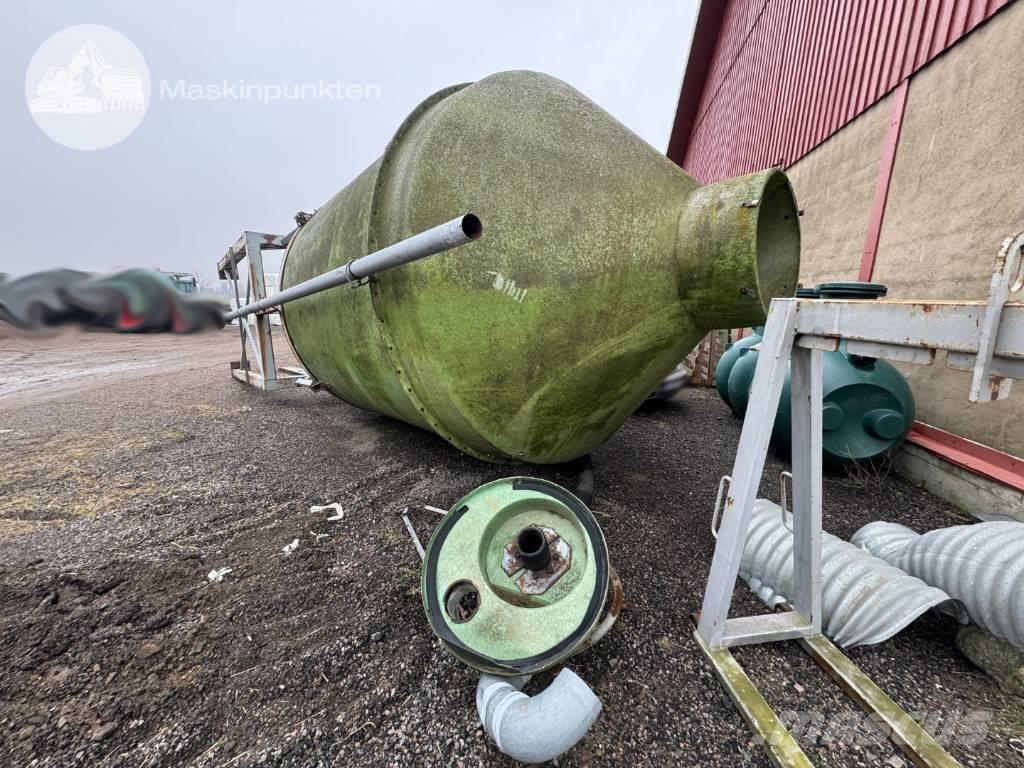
[280, 70, 800, 463]
[714, 327, 763, 412]
[715, 283, 915, 464]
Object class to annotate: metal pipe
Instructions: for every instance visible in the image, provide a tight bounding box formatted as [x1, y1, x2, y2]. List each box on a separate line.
[400, 508, 426, 562]
[852, 520, 1024, 649]
[739, 499, 957, 648]
[224, 213, 481, 321]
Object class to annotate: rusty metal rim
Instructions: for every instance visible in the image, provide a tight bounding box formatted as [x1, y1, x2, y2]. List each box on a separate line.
[577, 565, 624, 652]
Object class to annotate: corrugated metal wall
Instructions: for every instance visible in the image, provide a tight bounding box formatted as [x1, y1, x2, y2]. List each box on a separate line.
[680, 0, 1010, 183]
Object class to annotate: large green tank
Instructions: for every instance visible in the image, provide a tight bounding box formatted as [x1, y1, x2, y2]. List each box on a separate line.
[280, 70, 800, 463]
[714, 327, 763, 412]
[716, 283, 915, 464]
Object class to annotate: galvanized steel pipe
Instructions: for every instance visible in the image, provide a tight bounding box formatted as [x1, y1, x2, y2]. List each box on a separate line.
[223, 213, 481, 321]
[852, 520, 1024, 650]
[739, 500, 956, 647]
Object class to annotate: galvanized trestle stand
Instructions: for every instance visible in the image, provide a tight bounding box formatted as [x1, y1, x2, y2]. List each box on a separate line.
[695, 232, 1024, 768]
[218, 229, 306, 391]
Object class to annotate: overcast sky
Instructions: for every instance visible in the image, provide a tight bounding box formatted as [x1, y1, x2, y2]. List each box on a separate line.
[0, 1, 697, 284]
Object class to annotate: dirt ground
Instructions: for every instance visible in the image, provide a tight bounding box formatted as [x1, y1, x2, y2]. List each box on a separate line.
[1, 329, 1021, 767]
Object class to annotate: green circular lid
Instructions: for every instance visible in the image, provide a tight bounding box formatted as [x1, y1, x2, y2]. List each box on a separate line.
[421, 477, 608, 674]
[814, 282, 888, 300]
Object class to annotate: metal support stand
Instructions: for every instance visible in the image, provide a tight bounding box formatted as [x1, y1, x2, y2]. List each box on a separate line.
[217, 230, 308, 392]
[695, 231, 1024, 767]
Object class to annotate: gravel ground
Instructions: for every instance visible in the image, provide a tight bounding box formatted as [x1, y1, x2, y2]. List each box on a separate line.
[1, 329, 1021, 767]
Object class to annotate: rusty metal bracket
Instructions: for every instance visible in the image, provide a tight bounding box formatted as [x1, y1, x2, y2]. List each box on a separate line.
[501, 525, 572, 595]
[968, 231, 1024, 402]
[342, 259, 373, 289]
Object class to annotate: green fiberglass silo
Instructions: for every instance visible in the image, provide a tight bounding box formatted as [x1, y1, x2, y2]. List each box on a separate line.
[280, 70, 800, 464]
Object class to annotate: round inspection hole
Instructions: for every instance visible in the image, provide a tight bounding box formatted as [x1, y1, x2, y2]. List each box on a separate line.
[444, 580, 480, 624]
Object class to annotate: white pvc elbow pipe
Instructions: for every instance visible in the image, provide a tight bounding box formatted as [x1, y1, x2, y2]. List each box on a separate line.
[476, 668, 602, 764]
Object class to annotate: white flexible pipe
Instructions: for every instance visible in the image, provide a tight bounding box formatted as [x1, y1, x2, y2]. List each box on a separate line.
[476, 669, 602, 763]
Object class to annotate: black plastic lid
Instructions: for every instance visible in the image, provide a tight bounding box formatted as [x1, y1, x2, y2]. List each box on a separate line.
[814, 282, 888, 300]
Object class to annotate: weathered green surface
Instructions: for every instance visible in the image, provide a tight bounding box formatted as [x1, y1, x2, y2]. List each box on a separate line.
[692, 630, 814, 767]
[421, 477, 606, 674]
[801, 634, 963, 768]
[281, 70, 800, 463]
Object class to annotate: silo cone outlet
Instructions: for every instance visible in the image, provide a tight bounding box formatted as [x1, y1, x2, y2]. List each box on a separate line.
[421, 477, 610, 675]
[280, 70, 800, 464]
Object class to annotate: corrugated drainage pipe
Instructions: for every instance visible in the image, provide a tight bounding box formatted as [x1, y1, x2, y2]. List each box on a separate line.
[852, 520, 1024, 649]
[476, 669, 601, 763]
[738, 499, 957, 647]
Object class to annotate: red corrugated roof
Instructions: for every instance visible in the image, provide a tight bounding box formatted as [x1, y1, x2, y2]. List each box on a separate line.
[667, 0, 1012, 183]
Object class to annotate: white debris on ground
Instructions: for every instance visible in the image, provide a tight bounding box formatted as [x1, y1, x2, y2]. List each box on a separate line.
[311, 502, 344, 522]
[207, 567, 232, 583]
[281, 538, 300, 556]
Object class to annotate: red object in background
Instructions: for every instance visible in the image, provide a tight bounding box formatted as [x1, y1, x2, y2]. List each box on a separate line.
[671, 0, 1020, 489]
[118, 301, 144, 331]
[858, 78, 909, 282]
[906, 422, 1024, 492]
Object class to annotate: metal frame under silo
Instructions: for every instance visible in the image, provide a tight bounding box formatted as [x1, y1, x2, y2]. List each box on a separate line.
[696, 231, 1024, 768]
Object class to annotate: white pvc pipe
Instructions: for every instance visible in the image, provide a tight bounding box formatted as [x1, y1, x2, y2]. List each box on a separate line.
[476, 669, 602, 763]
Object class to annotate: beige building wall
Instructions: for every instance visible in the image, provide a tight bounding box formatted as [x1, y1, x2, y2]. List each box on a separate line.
[784, 1, 1024, 457]
[784, 93, 892, 287]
